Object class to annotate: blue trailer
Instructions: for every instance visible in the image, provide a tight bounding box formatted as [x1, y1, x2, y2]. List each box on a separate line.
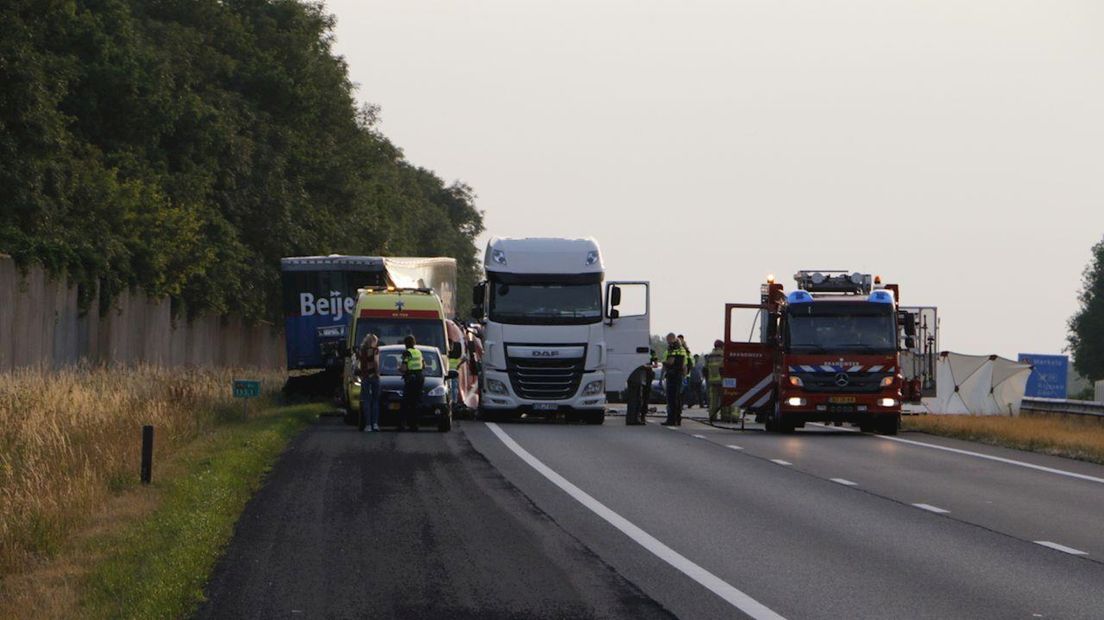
[281, 255, 458, 372]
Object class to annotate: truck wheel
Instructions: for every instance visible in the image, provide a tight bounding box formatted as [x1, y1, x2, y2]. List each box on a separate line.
[584, 411, 605, 425]
[876, 415, 899, 436]
[858, 418, 876, 433]
[777, 413, 796, 434]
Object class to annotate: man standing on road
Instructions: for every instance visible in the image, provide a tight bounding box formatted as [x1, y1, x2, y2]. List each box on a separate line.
[705, 339, 732, 423]
[400, 335, 425, 431]
[625, 358, 655, 425]
[687, 354, 704, 409]
[357, 333, 381, 432]
[662, 333, 687, 426]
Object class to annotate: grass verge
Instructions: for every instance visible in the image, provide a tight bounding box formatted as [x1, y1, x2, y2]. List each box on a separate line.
[79, 403, 321, 619]
[904, 414, 1104, 465]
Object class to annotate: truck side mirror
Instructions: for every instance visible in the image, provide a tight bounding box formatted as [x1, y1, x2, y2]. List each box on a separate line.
[905, 336, 916, 349]
[900, 311, 917, 337]
[609, 285, 622, 307]
[609, 308, 620, 321]
[470, 306, 484, 320]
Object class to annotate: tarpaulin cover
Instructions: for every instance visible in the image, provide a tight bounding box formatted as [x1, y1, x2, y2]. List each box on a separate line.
[930, 352, 1032, 415]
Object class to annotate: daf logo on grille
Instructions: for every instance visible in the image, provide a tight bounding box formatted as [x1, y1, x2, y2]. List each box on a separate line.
[834, 373, 850, 387]
[532, 350, 560, 357]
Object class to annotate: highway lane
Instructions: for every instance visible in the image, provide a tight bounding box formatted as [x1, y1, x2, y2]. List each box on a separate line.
[669, 415, 1104, 559]
[199, 410, 1104, 619]
[197, 416, 673, 619]
[465, 414, 1104, 618]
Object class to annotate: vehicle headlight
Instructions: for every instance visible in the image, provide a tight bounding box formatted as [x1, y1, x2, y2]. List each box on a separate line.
[788, 376, 803, 387]
[486, 379, 508, 395]
[880, 376, 895, 387]
[426, 385, 447, 397]
[582, 380, 604, 395]
[878, 398, 898, 407]
[786, 397, 807, 407]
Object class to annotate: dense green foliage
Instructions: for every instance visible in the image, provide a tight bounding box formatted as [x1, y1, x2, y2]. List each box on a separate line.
[1068, 238, 1104, 381]
[0, 0, 483, 321]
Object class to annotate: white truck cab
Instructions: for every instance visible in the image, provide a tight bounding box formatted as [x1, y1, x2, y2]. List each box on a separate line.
[472, 237, 651, 424]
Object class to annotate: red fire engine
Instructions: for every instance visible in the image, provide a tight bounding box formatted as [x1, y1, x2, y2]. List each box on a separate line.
[722, 270, 917, 435]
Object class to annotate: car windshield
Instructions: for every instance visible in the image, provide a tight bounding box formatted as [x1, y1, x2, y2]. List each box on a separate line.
[379, 349, 443, 377]
[785, 305, 897, 353]
[354, 319, 447, 354]
[488, 281, 602, 325]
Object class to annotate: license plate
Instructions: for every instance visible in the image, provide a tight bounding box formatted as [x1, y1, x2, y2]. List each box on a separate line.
[533, 403, 557, 411]
[388, 402, 401, 411]
[829, 396, 856, 404]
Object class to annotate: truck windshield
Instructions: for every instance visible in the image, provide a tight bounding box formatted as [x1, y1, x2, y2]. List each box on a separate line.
[355, 319, 447, 354]
[785, 305, 897, 353]
[488, 282, 602, 325]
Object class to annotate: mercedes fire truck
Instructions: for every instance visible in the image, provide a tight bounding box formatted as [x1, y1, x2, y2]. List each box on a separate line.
[471, 237, 651, 424]
[722, 270, 916, 434]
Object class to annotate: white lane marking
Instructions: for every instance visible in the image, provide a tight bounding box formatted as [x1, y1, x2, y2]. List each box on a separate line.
[1034, 541, 1088, 556]
[664, 425, 679, 431]
[692, 434, 707, 439]
[880, 435, 1104, 486]
[771, 459, 792, 466]
[913, 503, 950, 514]
[726, 445, 744, 451]
[830, 478, 857, 486]
[485, 423, 785, 620]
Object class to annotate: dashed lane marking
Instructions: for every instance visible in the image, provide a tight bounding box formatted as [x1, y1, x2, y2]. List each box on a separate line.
[692, 434, 707, 439]
[726, 445, 744, 451]
[913, 503, 950, 514]
[830, 478, 858, 486]
[486, 422, 786, 620]
[771, 459, 792, 466]
[1034, 541, 1088, 555]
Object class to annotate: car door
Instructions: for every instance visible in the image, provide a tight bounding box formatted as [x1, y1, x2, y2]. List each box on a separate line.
[723, 303, 777, 413]
[604, 282, 651, 395]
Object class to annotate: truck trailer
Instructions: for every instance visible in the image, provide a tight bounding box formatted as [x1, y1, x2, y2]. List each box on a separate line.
[722, 270, 916, 434]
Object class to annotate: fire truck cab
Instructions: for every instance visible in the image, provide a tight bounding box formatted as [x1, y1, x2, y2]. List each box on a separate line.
[722, 270, 916, 435]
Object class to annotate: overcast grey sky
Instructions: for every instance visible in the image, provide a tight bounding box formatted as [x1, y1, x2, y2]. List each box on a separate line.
[326, 0, 1103, 360]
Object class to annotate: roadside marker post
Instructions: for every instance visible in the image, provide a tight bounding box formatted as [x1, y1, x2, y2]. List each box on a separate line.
[140, 425, 154, 484]
[233, 379, 261, 419]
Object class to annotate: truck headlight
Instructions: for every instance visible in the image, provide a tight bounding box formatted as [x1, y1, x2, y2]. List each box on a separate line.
[582, 380, 604, 395]
[878, 398, 898, 407]
[786, 397, 807, 407]
[485, 379, 508, 395]
[426, 385, 446, 397]
[880, 376, 895, 387]
[788, 376, 803, 387]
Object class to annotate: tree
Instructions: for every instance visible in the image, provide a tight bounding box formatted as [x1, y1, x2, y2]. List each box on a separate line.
[1068, 237, 1104, 381]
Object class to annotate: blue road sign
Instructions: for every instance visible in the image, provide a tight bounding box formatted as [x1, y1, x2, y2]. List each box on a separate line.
[233, 379, 261, 399]
[1017, 354, 1069, 399]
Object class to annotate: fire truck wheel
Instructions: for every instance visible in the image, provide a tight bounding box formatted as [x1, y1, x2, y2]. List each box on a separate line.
[876, 415, 899, 436]
[858, 418, 876, 433]
[777, 414, 796, 434]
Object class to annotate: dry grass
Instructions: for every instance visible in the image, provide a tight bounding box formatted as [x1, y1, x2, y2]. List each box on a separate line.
[0, 365, 285, 577]
[904, 413, 1104, 465]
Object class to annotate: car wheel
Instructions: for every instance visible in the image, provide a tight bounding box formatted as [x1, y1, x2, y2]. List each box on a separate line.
[584, 411, 605, 425]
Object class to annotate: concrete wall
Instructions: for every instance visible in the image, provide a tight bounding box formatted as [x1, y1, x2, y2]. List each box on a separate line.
[0, 255, 284, 371]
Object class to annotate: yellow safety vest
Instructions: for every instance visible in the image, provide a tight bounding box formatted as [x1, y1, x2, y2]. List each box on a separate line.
[705, 348, 724, 384]
[666, 344, 688, 373]
[404, 347, 424, 372]
[448, 355, 461, 372]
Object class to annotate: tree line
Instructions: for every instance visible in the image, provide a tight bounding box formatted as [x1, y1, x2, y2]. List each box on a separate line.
[0, 0, 483, 324]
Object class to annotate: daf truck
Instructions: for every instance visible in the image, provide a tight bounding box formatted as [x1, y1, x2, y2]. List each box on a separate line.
[471, 237, 650, 424]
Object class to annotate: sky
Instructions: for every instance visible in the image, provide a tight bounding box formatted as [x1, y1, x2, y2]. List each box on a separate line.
[325, 0, 1103, 361]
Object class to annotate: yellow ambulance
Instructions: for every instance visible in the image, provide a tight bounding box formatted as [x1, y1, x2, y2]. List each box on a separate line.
[343, 287, 449, 421]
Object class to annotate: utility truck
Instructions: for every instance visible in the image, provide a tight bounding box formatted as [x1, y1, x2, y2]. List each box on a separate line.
[471, 237, 650, 424]
[722, 270, 917, 434]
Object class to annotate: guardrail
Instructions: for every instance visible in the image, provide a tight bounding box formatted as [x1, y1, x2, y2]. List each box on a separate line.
[1021, 397, 1104, 419]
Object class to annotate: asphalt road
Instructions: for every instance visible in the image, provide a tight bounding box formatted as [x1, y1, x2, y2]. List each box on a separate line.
[200, 408, 1104, 619]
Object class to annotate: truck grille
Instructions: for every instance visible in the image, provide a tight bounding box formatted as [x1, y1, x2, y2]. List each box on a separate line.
[507, 357, 584, 401]
[796, 372, 886, 394]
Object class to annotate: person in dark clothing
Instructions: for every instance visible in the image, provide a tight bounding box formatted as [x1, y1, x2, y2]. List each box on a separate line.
[400, 335, 425, 431]
[662, 333, 687, 426]
[625, 359, 656, 425]
[687, 354, 704, 409]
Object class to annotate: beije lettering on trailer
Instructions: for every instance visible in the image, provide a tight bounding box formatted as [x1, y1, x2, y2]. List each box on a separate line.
[299, 292, 357, 320]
